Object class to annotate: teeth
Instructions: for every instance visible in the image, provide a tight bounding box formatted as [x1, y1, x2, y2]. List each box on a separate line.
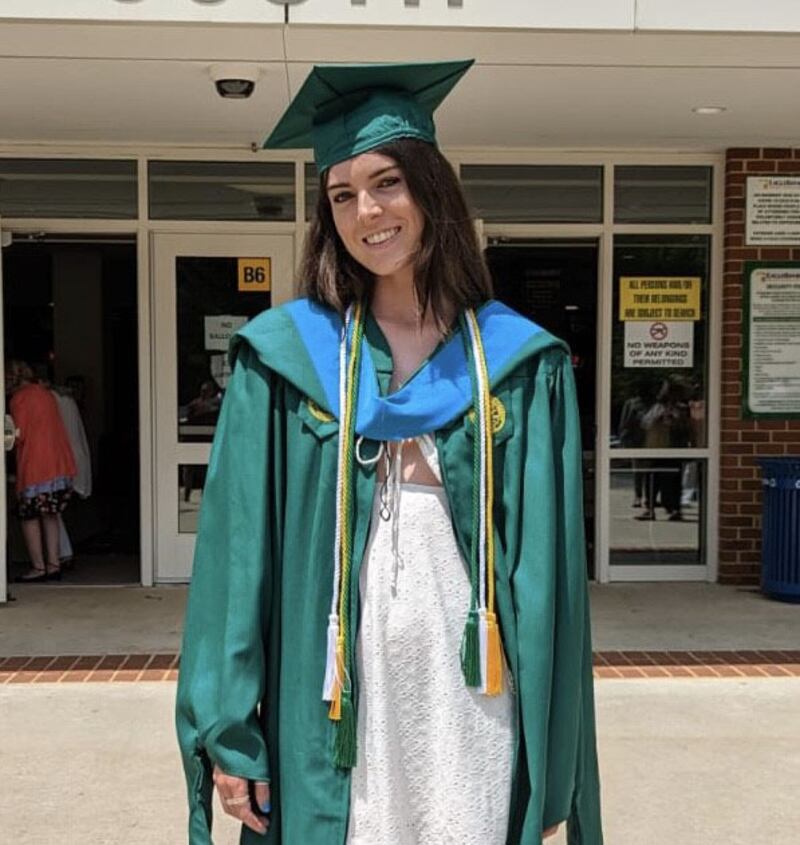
[364, 227, 400, 245]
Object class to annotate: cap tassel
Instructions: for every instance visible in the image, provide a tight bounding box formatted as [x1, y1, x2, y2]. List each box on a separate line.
[483, 611, 504, 696]
[333, 691, 357, 768]
[461, 608, 481, 687]
[327, 634, 346, 721]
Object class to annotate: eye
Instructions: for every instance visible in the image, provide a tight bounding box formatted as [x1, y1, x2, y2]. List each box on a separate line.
[378, 176, 400, 189]
[331, 190, 353, 204]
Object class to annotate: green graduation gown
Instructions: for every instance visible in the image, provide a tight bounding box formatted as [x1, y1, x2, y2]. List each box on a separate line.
[175, 298, 603, 844]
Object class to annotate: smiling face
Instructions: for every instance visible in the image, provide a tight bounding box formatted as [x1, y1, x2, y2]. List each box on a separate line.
[325, 151, 425, 283]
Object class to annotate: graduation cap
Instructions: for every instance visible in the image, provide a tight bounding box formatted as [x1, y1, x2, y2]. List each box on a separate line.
[263, 59, 474, 173]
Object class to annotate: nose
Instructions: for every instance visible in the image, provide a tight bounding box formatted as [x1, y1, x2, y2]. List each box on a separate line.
[356, 188, 382, 224]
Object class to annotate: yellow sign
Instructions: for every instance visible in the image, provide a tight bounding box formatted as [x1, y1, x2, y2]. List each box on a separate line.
[238, 257, 271, 292]
[619, 277, 700, 321]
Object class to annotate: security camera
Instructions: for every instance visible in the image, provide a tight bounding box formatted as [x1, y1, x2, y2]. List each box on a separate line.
[208, 64, 261, 99]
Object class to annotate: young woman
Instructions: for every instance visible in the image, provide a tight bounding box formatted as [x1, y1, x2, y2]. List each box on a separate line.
[177, 61, 602, 845]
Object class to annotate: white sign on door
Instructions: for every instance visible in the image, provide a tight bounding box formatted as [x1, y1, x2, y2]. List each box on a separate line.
[624, 321, 694, 368]
[204, 315, 247, 352]
[209, 353, 232, 390]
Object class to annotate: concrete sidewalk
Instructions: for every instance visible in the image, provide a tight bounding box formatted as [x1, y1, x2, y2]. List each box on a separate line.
[1, 581, 799, 655]
[1, 678, 798, 844]
[2, 581, 798, 844]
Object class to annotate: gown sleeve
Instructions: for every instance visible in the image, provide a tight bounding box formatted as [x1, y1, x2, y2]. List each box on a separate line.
[175, 343, 275, 844]
[511, 347, 603, 845]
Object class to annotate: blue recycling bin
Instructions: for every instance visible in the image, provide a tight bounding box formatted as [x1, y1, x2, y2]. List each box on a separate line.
[757, 457, 800, 603]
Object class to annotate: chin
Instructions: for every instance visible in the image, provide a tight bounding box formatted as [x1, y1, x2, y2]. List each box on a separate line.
[359, 252, 415, 280]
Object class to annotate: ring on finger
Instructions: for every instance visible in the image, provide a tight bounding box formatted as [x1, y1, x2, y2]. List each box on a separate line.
[223, 795, 250, 807]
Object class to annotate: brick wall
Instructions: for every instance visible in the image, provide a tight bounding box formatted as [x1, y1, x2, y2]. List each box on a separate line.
[720, 148, 800, 583]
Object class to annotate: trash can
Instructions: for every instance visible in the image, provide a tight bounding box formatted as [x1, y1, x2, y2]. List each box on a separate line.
[757, 457, 800, 603]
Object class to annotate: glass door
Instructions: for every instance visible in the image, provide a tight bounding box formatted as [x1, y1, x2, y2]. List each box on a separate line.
[152, 233, 294, 581]
[607, 235, 710, 580]
[485, 238, 599, 577]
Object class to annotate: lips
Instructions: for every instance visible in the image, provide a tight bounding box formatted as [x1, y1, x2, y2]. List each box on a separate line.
[363, 226, 401, 246]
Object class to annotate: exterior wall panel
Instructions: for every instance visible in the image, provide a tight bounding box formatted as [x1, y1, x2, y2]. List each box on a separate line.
[637, 0, 800, 34]
[0, 0, 633, 30]
[0, 0, 284, 24]
[289, 0, 634, 29]
[6, 0, 800, 34]
[719, 147, 800, 584]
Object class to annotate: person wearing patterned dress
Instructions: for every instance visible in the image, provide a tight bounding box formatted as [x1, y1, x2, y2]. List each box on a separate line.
[6, 359, 77, 582]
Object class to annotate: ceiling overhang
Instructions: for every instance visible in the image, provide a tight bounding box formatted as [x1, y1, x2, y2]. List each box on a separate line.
[0, 20, 799, 151]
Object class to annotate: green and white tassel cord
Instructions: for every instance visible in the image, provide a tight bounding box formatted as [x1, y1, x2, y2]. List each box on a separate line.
[323, 304, 504, 770]
[462, 309, 504, 696]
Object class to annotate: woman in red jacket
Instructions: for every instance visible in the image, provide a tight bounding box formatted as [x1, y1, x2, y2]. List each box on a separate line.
[6, 360, 77, 582]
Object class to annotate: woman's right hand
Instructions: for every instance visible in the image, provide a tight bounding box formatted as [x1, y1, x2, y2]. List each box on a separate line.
[213, 764, 270, 836]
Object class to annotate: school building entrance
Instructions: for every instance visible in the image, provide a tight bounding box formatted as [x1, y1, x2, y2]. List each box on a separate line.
[0, 155, 721, 597]
[4, 5, 800, 598]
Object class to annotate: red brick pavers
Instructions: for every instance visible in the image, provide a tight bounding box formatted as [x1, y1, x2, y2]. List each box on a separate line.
[1, 652, 798, 682]
[0, 653, 179, 683]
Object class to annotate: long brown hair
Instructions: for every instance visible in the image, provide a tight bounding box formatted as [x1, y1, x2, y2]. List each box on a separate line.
[298, 138, 493, 326]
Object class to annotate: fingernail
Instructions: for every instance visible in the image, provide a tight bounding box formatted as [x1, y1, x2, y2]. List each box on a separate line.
[260, 801, 271, 814]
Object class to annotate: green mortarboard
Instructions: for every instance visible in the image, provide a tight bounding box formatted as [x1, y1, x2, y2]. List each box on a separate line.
[263, 59, 474, 173]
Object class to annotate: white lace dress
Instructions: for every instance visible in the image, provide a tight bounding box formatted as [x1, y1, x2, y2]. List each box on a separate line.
[346, 438, 516, 845]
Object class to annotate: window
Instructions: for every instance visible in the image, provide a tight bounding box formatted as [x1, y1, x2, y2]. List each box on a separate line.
[149, 161, 294, 220]
[614, 166, 712, 224]
[460, 165, 603, 223]
[611, 235, 709, 450]
[0, 159, 137, 218]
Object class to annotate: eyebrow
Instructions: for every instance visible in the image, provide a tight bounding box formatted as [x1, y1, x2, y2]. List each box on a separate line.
[326, 165, 399, 193]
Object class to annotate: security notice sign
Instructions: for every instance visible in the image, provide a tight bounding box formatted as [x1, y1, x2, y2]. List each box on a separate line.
[619, 277, 700, 321]
[743, 263, 800, 417]
[624, 321, 694, 368]
[204, 315, 247, 351]
[746, 177, 800, 246]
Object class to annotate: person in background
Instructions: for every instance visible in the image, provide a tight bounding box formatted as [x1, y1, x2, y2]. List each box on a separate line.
[6, 359, 77, 582]
[617, 389, 647, 506]
[52, 382, 92, 501]
[681, 378, 706, 507]
[185, 380, 222, 424]
[636, 378, 690, 521]
[52, 381, 93, 569]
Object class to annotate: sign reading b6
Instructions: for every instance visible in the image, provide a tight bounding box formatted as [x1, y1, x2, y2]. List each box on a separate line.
[238, 257, 271, 292]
